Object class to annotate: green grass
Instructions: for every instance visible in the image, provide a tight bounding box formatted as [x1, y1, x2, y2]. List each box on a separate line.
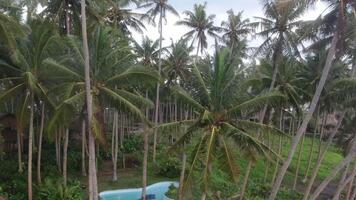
[97, 135, 344, 197]
[97, 165, 177, 192]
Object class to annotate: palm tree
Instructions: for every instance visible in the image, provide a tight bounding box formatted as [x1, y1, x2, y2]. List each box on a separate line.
[133, 36, 160, 200]
[0, 20, 57, 200]
[81, 0, 98, 198]
[159, 48, 286, 199]
[176, 3, 221, 56]
[269, 1, 354, 199]
[45, 26, 157, 199]
[252, 0, 307, 121]
[220, 10, 252, 57]
[133, 36, 160, 67]
[0, 13, 26, 173]
[163, 37, 193, 85]
[98, 0, 146, 34]
[140, 0, 179, 162]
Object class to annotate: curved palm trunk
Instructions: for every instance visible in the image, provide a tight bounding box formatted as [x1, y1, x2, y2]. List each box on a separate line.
[152, 7, 163, 163]
[351, 184, 356, 200]
[268, 27, 339, 200]
[345, 173, 355, 200]
[81, 0, 98, 198]
[239, 160, 253, 200]
[302, 111, 345, 200]
[28, 92, 34, 200]
[63, 128, 69, 186]
[293, 133, 305, 189]
[309, 146, 356, 200]
[332, 163, 356, 200]
[37, 102, 45, 184]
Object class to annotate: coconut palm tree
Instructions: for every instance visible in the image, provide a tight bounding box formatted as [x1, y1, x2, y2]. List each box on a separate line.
[252, 0, 307, 122]
[133, 36, 160, 200]
[176, 3, 221, 56]
[158, 48, 287, 199]
[133, 36, 160, 67]
[45, 25, 157, 199]
[220, 10, 252, 57]
[0, 19, 57, 200]
[140, 0, 179, 162]
[81, 0, 97, 198]
[163, 37, 193, 85]
[97, 0, 146, 34]
[269, 0, 354, 198]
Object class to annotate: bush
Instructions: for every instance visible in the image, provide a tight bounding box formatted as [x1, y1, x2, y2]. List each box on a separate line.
[121, 135, 142, 154]
[155, 152, 181, 178]
[0, 158, 28, 200]
[165, 184, 178, 199]
[246, 181, 302, 200]
[37, 178, 84, 200]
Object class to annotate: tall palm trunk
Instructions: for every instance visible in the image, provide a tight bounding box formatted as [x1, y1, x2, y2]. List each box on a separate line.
[82, 119, 87, 176]
[178, 110, 189, 200]
[142, 91, 149, 200]
[178, 152, 187, 200]
[81, 0, 98, 198]
[259, 35, 282, 121]
[268, 25, 339, 200]
[55, 130, 62, 172]
[152, 7, 163, 163]
[272, 110, 284, 184]
[28, 92, 34, 200]
[112, 111, 119, 181]
[17, 129, 22, 172]
[63, 128, 69, 186]
[244, 37, 282, 192]
[302, 111, 345, 200]
[37, 102, 45, 184]
[302, 108, 320, 183]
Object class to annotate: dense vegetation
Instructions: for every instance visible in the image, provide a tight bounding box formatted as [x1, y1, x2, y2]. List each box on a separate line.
[0, 0, 355, 200]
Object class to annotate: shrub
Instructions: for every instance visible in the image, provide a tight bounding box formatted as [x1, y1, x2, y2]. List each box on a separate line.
[121, 135, 142, 154]
[37, 178, 84, 200]
[155, 152, 181, 178]
[165, 184, 178, 199]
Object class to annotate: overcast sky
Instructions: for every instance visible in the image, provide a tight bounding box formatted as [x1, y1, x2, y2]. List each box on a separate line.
[131, 0, 328, 54]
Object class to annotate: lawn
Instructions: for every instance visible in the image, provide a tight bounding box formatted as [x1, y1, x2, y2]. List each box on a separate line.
[97, 135, 344, 196]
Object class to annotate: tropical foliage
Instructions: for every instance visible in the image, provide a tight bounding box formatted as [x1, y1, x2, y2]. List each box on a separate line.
[0, 0, 355, 200]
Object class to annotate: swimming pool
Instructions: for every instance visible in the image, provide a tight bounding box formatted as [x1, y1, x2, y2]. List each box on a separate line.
[99, 181, 179, 200]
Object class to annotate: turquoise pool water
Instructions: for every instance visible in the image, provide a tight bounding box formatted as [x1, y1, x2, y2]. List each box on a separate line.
[99, 181, 179, 200]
